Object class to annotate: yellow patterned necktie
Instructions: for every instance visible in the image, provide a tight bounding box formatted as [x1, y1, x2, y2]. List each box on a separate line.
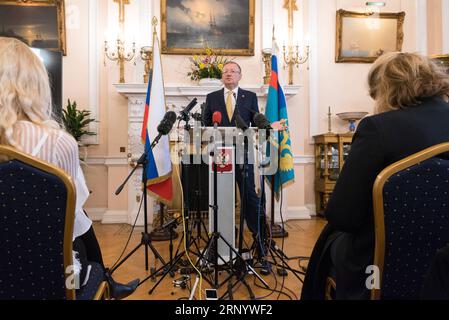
[226, 91, 234, 120]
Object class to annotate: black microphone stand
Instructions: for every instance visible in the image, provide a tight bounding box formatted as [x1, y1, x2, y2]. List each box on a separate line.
[109, 134, 172, 285]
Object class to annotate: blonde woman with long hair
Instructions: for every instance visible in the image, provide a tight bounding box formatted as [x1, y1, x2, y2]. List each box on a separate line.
[0, 37, 138, 299]
[302, 52, 449, 300]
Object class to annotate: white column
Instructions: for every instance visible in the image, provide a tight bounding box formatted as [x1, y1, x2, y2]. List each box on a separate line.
[86, 0, 99, 145]
[308, 0, 319, 137]
[415, 0, 428, 55]
[443, 0, 449, 53]
[261, 0, 274, 49]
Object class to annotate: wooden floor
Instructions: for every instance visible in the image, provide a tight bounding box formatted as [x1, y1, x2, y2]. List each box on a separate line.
[94, 218, 326, 300]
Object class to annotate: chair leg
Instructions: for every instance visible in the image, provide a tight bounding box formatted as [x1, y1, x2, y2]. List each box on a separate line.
[325, 277, 336, 300]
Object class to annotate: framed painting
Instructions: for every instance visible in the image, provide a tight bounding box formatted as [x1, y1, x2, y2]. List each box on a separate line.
[336, 9, 405, 63]
[161, 0, 255, 56]
[0, 0, 66, 55]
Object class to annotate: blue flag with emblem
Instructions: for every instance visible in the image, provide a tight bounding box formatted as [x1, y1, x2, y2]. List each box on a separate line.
[265, 45, 295, 200]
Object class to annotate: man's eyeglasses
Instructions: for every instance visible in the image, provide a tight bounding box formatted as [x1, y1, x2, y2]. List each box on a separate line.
[222, 70, 241, 75]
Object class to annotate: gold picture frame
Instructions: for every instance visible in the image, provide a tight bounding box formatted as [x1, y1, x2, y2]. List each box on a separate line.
[161, 0, 255, 56]
[336, 9, 405, 63]
[0, 0, 66, 55]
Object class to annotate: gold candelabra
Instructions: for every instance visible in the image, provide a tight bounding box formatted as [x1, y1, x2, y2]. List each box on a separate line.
[104, 39, 136, 83]
[140, 46, 153, 83]
[283, 44, 310, 85]
[262, 48, 272, 85]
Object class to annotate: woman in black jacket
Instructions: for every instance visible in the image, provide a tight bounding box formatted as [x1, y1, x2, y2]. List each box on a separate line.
[302, 52, 449, 300]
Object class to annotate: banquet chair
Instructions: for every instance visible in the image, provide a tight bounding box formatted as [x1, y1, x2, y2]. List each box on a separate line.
[0, 145, 108, 300]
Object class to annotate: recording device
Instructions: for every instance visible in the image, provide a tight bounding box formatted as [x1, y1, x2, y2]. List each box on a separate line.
[173, 275, 190, 289]
[205, 289, 218, 300]
[253, 113, 273, 130]
[178, 98, 198, 121]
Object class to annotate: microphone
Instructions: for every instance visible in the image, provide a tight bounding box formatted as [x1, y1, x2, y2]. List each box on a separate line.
[150, 111, 177, 149]
[157, 111, 177, 135]
[235, 113, 248, 131]
[212, 111, 222, 129]
[253, 113, 272, 130]
[178, 98, 198, 120]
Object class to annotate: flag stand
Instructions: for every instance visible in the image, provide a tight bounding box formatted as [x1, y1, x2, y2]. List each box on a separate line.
[269, 170, 289, 238]
[150, 203, 179, 241]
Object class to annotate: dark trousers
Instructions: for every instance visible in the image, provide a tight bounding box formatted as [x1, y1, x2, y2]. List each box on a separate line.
[235, 163, 267, 257]
[73, 221, 105, 283]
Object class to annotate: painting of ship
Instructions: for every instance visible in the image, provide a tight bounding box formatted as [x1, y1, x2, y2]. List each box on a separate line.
[209, 10, 221, 36]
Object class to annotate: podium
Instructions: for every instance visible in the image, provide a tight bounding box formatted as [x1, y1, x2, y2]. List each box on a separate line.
[209, 145, 235, 262]
[178, 126, 267, 262]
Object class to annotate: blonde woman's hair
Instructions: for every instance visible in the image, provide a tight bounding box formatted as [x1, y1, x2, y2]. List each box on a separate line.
[0, 37, 59, 147]
[368, 52, 449, 114]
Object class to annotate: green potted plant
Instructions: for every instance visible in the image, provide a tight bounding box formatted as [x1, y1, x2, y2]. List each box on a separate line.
[62, 99, 96, 143]
[61, 99, 96, 160]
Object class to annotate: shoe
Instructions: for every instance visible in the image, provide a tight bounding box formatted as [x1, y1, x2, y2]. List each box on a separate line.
[105, 274, 140, 300]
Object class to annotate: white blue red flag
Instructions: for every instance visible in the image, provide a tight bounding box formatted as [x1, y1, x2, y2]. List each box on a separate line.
[140, 32, 172, 203]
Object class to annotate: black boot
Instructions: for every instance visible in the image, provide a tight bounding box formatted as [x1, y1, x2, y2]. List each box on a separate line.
[105, 272, 140, 300]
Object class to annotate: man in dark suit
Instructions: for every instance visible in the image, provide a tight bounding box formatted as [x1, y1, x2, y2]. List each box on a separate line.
[204, 62, 270, 273]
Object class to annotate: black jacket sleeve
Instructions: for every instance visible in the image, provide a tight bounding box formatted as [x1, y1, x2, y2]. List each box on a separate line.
[325, 116, 385, 233]
[204, 94, 213, 127]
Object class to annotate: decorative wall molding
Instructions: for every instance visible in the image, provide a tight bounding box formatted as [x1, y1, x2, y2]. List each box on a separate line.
[83, 0, 100, 145]
[101, 210, 129, 224]
[85, 207, 106, 221]
[443, 0, 449, 53]
[84, 156, 127, 166]
[309, 0, 319, 137]
[415, 0, 428, 55]
[294, 155, 315, 165]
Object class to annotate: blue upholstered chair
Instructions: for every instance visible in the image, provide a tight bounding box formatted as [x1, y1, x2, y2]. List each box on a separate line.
[372, 142, 449, 300]
[0, 146, 107, 300]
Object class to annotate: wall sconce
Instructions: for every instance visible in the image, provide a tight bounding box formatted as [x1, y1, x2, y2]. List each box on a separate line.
[104, 38, 136, 84]
[283, 44, 310, 85]
[103, 0, 135, 84]
[140, 46, 153, 84]
[262, 48, 272, 85]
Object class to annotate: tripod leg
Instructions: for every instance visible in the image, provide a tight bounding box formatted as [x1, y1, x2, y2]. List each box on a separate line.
[148, 253, 185, 295]
[110, 242, 143, 274]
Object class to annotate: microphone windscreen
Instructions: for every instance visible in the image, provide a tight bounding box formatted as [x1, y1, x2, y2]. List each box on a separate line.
[157, 111, 177, 135]
[166, 111, 177, 124]
[253, 113, 271, 129]
[235, 114, 248, 131]
[212, 111, 222, 125]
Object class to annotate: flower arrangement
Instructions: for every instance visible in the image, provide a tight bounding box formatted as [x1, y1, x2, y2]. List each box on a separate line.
[188, 47, 231, 81]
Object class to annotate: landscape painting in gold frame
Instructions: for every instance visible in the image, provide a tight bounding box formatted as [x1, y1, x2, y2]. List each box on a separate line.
[161, 0, 255, 56]
[336, 9, 405, 63]
[0, 0, 66, 55]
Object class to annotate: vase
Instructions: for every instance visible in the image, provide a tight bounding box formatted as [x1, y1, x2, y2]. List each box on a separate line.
[198, 78, 222, 86]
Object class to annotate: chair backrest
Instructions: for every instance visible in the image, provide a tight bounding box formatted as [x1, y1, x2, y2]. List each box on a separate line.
[0, 146, 76, 300]
[372, 142, 449, 300]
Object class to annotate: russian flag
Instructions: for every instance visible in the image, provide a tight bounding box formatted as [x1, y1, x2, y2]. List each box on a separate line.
[140, 32, 172, 203]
